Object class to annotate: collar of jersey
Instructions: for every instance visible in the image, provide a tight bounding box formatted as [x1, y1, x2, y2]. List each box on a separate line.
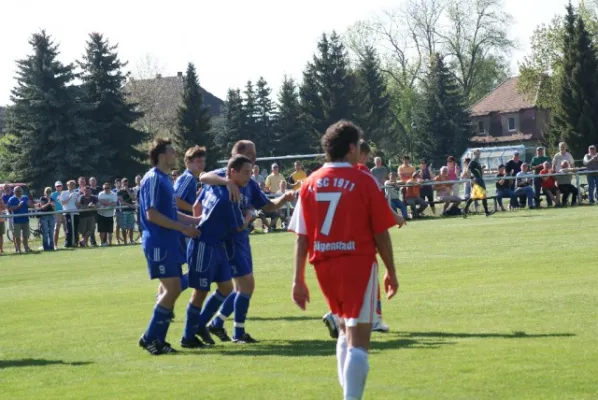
[323, 162, 352, 168]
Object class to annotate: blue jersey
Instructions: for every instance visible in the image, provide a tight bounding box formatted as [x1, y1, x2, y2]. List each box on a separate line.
[174, 170, 197, 215]
[196, 185, 245, 245]
[139, 168, 179, 244]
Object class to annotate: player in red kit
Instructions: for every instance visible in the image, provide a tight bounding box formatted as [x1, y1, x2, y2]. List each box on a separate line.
[289, 120, 399, 400]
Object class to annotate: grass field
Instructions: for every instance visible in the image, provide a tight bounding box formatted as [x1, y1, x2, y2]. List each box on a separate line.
[1, 206, 598, 399]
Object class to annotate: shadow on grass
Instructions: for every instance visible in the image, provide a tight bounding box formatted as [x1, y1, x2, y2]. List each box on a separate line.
[251, 316, 321, 322]
[214, 338, 454, 357]
[400, 331, 575, 339]
[0, 358, 93, 369]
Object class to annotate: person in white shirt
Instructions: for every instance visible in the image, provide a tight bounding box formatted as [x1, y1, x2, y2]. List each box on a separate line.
[552, 142, 575, 172]
[60, 180, 79, 248]
[251, 165, 265, 185]
[97, 182, 118, 246]
[515, 163, 536, 208]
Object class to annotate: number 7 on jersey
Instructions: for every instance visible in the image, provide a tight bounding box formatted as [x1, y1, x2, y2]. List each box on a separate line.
[315, 192, 342, 236]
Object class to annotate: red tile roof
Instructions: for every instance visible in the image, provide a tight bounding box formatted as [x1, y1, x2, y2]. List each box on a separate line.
[470, 77, 536, 117]
[471, 133, 533, 143]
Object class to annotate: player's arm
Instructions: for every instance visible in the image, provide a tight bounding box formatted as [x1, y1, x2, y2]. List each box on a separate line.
[199, 171, 241, 202]
[292, 234, 310, 310]
[177, 211, 201, 226]
[146, 208, 199, 238]
[261, 192, 294, 212]
[175, 198, 194, 213]
[374, 230, 399, 299]
[174, 176, 195, 213]
[192, 197, 202, 217]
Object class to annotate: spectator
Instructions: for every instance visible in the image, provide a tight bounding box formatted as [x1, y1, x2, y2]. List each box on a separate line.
[38, 186, 56, 251]
[289, 161, 307, 190]
[2, 184, 12, 205]
[539, 161, 561, 207]
[117, 178, 136, 244]
[461, 158, 473, 200]
[0, 194, 5, 255]
[113, 178, 123, 244]
[252, 165, 265, 185]
[384, 172, 409, 220]
[556, 160, 579, 205]
[530, 147, 551, 206]
[445, 156, 461, 197]
[583, 145, 598, 204]
[89, 177, 101, 195]
[370, 157, 389, 187]
[51, 181, 66, 249]
[398, 155, 415, 183]
[418, 159, 436, 214]
[515, 163, 536, 208]
[274, 180, 292, 229]
[405, 171, 428, 217]
[553, 142, 575, 172]
[112, 178, 122, 193]
[495, 164, 518, 211]
[7, 186, 33, 253]
[434, 166, 461, 215]
[506, 151, 523, 177]
[265, 163, 284, 193]
[170, 169, 179, 183]
[132, 174, 143, 241]
[60, 180, 79, 248]
[97, 182, 117, 246]
[77, 186, 98, 247]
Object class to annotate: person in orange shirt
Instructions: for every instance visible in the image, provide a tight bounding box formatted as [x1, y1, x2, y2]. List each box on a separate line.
[398, 156, 416, 182]
[405, 171, 428, 217]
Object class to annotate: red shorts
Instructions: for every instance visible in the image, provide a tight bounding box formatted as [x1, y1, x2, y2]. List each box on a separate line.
[314, 256, 378, 327]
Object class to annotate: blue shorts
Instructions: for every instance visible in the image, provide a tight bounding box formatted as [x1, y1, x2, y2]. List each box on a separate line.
[228, 236, 253, 278]
[188, 240, 232, 291]
[143, 240, 183, 280]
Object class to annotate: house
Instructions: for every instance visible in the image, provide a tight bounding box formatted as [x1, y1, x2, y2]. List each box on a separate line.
[469, 77, 549, 146]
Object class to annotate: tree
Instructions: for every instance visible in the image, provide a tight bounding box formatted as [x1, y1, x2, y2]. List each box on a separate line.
[171, 62, 212, 167]
[255, 77, 275, 156]
[79, 32, 147, 178]
[242, 81, 259, 143]
[275, 76, 311, 155]
[299, 63, 325, 146]
[214, 88, 245, 155]
[2, 30, 95, 189]
[552, 4, 598, 156]
[414, 53, 471, 165]
[354, 45, 397, 157]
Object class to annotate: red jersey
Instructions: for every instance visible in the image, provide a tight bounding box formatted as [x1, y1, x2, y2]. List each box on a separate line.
[355, 163, 370, 173]
[540, 169, 557, 188]
[288, 162, 396, 263]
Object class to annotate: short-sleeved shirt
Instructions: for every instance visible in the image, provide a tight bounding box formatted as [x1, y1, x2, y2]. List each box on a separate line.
[539, 170, 557, 188]
[553, 152, 575, 172]
[290, 170, 308, 190]
[98, 191, 118, 218]
[495, 174, 511, 190]
[139, 168, 179, 247]
[79, 195, 99, 216]
[288, 162, 395, 264]
[370, 166, 389, 187]
[252, 174, 265, 185]
[398, 165, 415, 182]
[8, 195, 29, 224]
[196, 185, 244, 245]
[117, 189, 135, 212]
[174, 170, 198, 215]
[265, 173, 285, 193]
[60, 191, 78, 212]
[515, 171, 533, 187]
[50, 191, 63, 211]
[3, 192, 14, 205]
[355, 164, 370, 173]
[530, 155, 550, 172]
[468, 159, 484, 181]
[39, 196, 55, 213]
[506, 159, 523, 176]
[405, 179, 421, 198]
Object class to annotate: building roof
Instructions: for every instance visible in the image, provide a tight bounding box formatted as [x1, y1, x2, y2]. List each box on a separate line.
[125, 73, 224, 117]
[470, 77, 537, 117]
[471, 132, 534, 144]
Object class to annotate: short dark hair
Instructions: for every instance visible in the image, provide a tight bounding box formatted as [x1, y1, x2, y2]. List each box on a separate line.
[231, 140, 254, 156]
[359, 140, 371, 155]
[149, 138, 172, 166]
[227, 154, 252, 173]
[78, 176, 86, 182]
[498, 164, 505, 169]
[464, 157, 471, 163]
[447, 156, 455, 162]
[420, 159, 427, 164]
[321, 120, 363, 162]
[403, 155, 410, 161]
[185, 146, 206, 164]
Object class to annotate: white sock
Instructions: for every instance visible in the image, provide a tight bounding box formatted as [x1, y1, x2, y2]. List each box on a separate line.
[336, 334, 348, 388]
[343, 347, 369, 400]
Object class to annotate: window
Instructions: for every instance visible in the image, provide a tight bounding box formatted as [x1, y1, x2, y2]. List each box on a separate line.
[507, 117, 516, 132]
[478, 120, 485, 134]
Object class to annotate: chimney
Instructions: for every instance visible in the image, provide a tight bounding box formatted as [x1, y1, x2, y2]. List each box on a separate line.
[177, 71, 183, 77]
[156, 73, 162, 79]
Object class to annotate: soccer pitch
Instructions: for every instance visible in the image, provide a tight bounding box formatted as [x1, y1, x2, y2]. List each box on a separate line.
[1, 207, 598, 400]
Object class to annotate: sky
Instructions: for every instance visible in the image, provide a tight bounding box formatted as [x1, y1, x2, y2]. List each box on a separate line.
[0, 0, 576, 106]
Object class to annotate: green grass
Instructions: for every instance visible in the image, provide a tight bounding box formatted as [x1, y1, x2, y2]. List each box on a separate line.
[1, 206, 598, 399]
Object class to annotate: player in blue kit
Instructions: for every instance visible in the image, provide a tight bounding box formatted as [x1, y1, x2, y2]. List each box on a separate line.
[138, 138, 201, 355]
[157, 146, 207, 303]
[200, 140, 294, 343]
[181, 154, 254, 348]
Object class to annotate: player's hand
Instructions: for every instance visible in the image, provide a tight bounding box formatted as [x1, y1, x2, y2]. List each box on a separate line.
[292, 280, 310, 311]
[226, 181, 241, 202]
[283, 190, 295, 202]
[394, 214, 406, 228]
[384, 272, 399, 300]
[181, 225, 200, 238]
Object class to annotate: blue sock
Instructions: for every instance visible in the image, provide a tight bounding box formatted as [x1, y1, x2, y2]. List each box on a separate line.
[211, 292, 236, 329]
[180, 273, 189, 292]
[197, 291, 226, 329]
[233, 292, 251, 339]
[183, 303, 202, 341]
[143, 304, 172, 343]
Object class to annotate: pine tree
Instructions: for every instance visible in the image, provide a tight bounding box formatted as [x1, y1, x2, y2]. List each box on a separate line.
[214, 88, 245, 155]
[354, 45, 396, 157]
[299, 63, 324, 148]
[243, 81, 259, 143]
[255, 77, 275, 156]
[172, 62, 213, 167]
[3, 30, 95, 189]
[414, 53, 471, 166]
[276, 76, 311, 155]
[79, 32, 146, 178]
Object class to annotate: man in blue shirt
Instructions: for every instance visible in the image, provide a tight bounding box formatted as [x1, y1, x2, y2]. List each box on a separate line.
[200, 140, 294, 343]
[51, 181, 66, 249]
[138, 138, 201, 356]
[181, 154, 253, 348]
[7, 186, 33, 254]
